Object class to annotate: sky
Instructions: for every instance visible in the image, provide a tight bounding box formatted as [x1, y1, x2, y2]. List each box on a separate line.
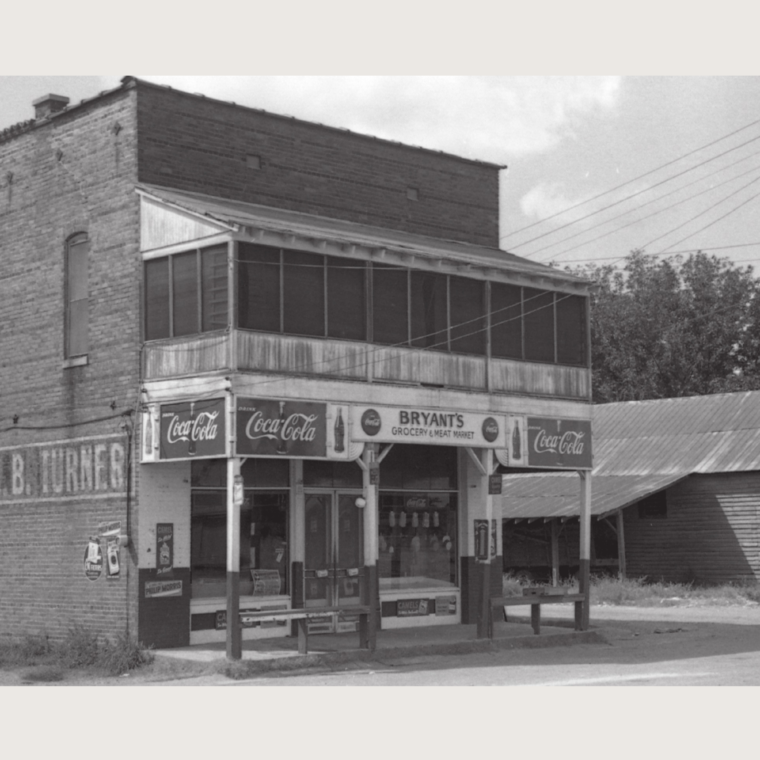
[4, 75, 760, 275]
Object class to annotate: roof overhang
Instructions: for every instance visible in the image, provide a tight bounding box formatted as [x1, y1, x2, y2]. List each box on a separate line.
[136, 184, 591, 294]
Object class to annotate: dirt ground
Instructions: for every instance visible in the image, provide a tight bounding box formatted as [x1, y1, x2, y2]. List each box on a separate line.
[2, 600, 759, 686]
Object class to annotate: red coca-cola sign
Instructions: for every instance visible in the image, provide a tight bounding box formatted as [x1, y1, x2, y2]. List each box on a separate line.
[236, 398, 327, 458]
[159, 398, 226, 460]
[527, 417, 592, 469]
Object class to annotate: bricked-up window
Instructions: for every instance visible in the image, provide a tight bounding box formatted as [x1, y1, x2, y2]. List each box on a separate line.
[65, 233, 89, 358]
[143, 245, 229, 340]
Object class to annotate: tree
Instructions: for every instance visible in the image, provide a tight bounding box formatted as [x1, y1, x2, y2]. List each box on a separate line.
[570, 251, 760, 403]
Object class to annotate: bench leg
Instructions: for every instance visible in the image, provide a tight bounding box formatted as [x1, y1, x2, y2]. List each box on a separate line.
[297, 618, 308, 654]
[358, 613, 369, 650]
[531, 603, 541, 635]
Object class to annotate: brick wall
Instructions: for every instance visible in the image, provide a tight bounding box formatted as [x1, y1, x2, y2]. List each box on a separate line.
[0, 89, 143, 641]
[134, 81, 501, 247]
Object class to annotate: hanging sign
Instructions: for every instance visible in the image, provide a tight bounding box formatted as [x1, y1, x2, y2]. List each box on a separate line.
[352, 405, 506, 448]
[105, 536, 121, 580]
[526, 417, 592, 470]
[159, 398, 226, 460]
[236, 398, 327, 458]
[488, 474, 502, 495]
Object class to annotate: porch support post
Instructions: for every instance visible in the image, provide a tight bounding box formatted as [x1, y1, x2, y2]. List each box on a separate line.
[578, 470, 592, 631]
[550, 519, 560, 587]
[616, 509, 627, 579]
[362, 444, 379, 649]
[477, 449, 494, 639]
[226, 456, 243, 660]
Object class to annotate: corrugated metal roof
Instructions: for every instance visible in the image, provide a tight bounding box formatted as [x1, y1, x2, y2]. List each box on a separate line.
[137, 184, 588, 288]
[593, 390, 760, 475]
[500, 472, 687, 520]
[500, 390, 760, 520]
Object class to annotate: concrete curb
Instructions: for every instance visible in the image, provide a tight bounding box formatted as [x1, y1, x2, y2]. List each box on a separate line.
[217, 629, 607, 679]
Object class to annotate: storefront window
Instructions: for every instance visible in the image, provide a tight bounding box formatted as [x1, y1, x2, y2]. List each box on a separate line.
[378, 492, 457, 591]
[378, 445, 458, 591]
[190, 459, 290, 599]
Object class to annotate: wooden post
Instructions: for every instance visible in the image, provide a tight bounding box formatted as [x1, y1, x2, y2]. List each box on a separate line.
[362, 444, 379, 649]
[578, 471, 591, 631]
[226, 457, 243, 660]
[550, 519, 560, 587]
[616, 509, 627, 579]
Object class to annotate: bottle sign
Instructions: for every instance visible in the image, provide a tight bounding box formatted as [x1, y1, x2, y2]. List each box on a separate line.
[512, 420, 522, 461]
[334, 408, 345, 453]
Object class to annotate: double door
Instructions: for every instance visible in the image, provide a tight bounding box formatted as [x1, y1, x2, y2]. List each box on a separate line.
[303, 491, 364, 630]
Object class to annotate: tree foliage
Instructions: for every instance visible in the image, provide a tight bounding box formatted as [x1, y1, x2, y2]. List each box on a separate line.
[570, 251, 760, 403]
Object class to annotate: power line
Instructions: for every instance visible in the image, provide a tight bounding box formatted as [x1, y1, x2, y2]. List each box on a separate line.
[509, 131, 760, 254]
[500, 115, 760, 243]
[532, 161, 760, 262]
[530, 151, 760, 261]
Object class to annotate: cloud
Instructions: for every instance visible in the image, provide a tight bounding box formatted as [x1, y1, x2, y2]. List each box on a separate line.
[140, 75, 621, 163]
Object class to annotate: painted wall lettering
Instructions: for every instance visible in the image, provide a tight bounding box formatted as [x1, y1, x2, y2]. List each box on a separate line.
[0, 435, 127, 503]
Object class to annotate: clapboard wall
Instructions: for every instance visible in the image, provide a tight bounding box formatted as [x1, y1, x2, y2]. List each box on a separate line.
[623, 472, 760, 584]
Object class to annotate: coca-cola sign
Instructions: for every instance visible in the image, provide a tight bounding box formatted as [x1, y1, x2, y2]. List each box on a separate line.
[236, 398, 327, 458]
[159, 398, 226, 460]
[527, 417, 592, 469]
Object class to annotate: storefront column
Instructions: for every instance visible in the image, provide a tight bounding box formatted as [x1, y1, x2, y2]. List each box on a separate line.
[464, 447, 495, 638]
[578, 471, 592, 631]
[226, 457, 243, 660]
[361, 444, 379, 647]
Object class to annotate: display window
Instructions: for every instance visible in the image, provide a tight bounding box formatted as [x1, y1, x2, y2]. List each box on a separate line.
[377, 445, 458, 592]
[190, 459, 290, 599]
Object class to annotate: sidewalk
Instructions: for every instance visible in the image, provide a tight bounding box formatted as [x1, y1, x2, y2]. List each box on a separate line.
[154, 618, 606, 677]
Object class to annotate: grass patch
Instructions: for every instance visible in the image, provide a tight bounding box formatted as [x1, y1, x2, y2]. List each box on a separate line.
[0, 626, 154, 677]
[502, 572, 760, 607]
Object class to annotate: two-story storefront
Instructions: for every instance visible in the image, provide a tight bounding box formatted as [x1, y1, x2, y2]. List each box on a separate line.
[0, 77, 592, 652]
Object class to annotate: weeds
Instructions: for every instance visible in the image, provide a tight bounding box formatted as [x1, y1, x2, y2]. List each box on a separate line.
[0, 626, 153, 678]
[502, 572, 760, 607]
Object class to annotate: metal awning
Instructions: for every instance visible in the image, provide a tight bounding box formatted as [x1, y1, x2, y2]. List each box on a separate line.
[499, 472, 688, 521]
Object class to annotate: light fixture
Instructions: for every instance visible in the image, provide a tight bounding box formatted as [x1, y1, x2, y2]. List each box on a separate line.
[355, 497, 367, 509]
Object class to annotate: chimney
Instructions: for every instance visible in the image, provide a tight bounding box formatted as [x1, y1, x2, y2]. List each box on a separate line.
[33, 94, 70, 121]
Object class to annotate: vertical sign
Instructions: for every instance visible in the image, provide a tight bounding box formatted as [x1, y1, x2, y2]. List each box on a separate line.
[474, 519, 489, 561]
[156, 523, 174, 578]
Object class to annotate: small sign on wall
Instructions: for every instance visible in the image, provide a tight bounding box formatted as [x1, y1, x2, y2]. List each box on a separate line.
[474, 519, 489, 561]
[156, 523, 174, 578]
[488, 473, 502, 494]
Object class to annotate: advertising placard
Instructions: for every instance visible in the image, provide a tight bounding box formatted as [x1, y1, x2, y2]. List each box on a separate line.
[251, 569, 282, 596]
[352, 405, 506, 448]
[159, 398, 226, 460]
[84, 539, 103, 581]
[474, 519, 489, 561]
[236, 398, 327, 458]
[527, 417, 592, 470]
[397, 599, 430, 617]
[156, 523, 174, 578]
[144, 580, 183, 598]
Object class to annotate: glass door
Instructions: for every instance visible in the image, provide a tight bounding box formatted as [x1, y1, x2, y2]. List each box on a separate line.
[304, 491, 364, 631]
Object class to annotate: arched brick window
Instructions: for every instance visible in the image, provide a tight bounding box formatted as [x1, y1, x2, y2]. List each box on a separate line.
[65, 232, 89, 358]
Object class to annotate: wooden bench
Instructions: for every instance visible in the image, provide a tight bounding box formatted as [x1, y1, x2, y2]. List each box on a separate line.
[489, 593, 587, 636]
[238, 605, 373, 654]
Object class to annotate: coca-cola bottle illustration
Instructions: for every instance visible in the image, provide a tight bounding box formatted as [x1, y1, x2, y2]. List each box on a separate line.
[188, 402, 196, 456]
[334, 408, 345, 453]
[276, 401, 287, 454]
[512, 420, 521, 461]
[143, 409, 154, 459]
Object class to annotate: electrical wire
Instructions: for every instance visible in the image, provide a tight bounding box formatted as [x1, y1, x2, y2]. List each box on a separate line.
[509, 131, 760, 254]
[529, 157, 760, 262]
[500, 115, 760, 243]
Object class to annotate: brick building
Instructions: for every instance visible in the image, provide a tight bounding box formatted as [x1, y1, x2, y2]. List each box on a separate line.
[0, 77, 593, 651]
